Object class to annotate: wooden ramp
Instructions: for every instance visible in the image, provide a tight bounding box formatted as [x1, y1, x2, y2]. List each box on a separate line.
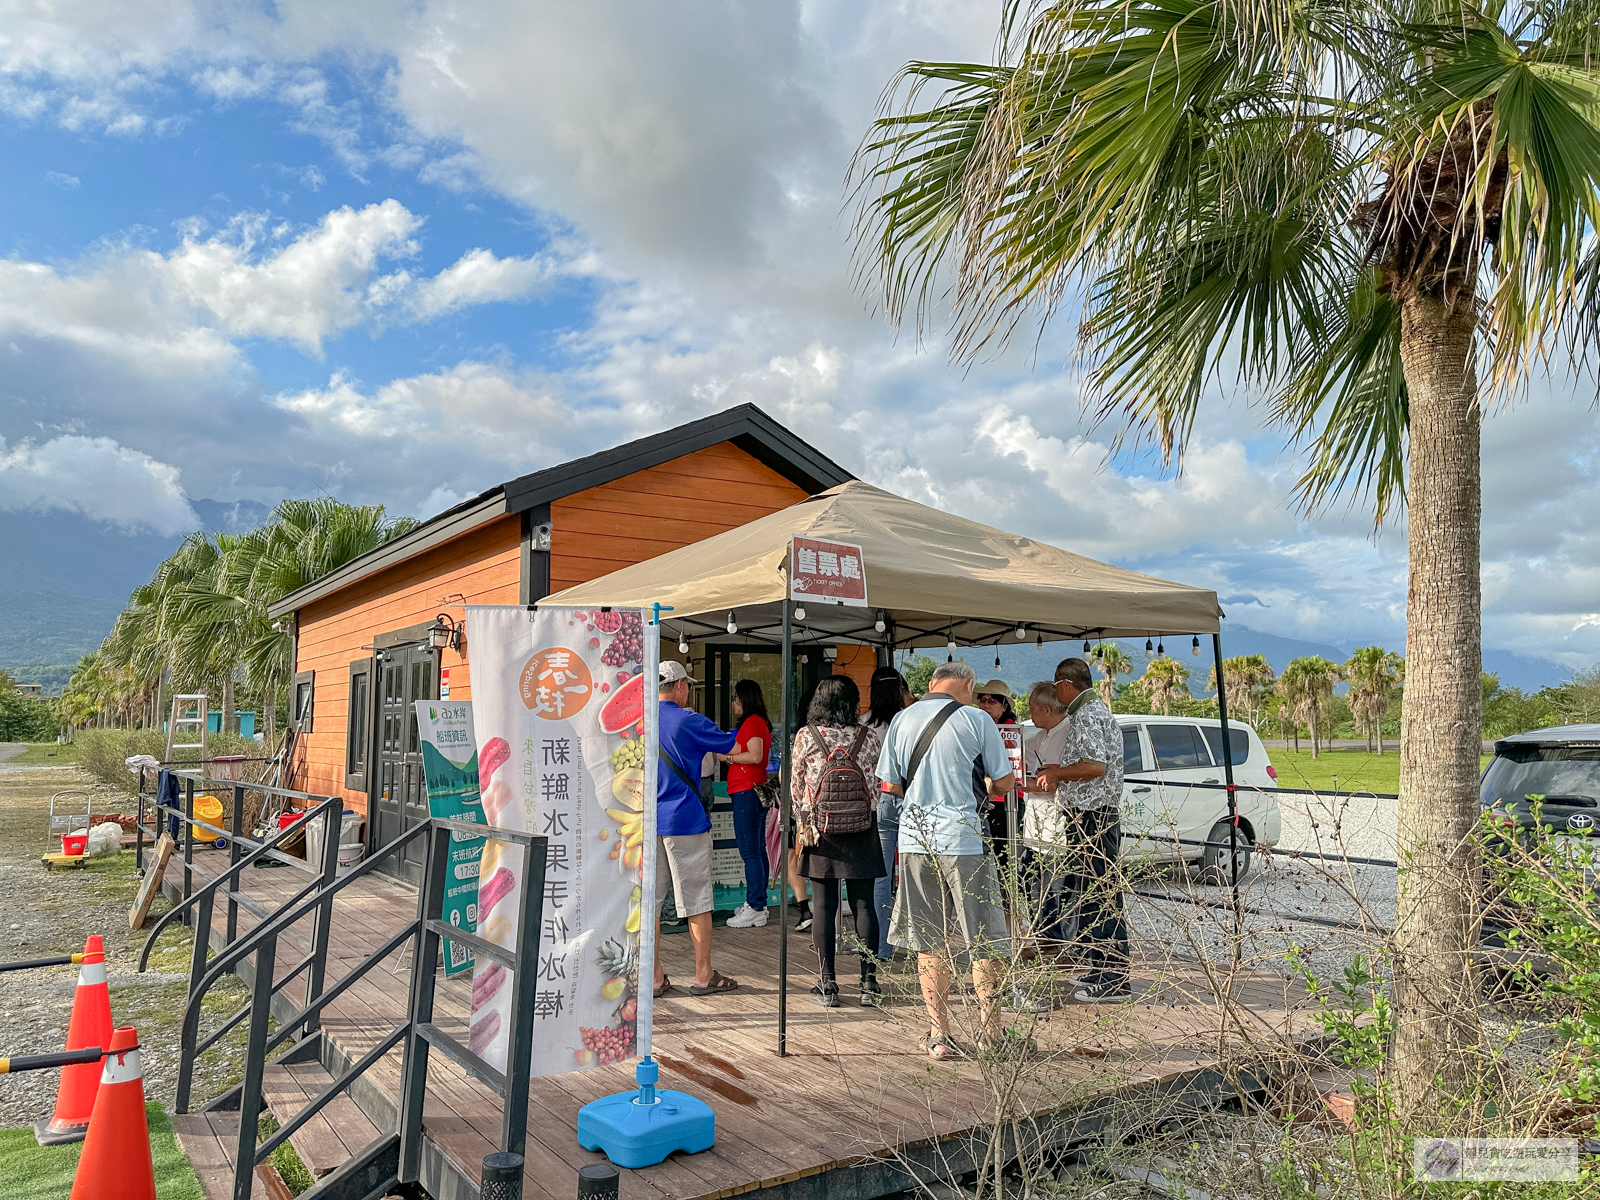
[186, 856, 1318, 1200]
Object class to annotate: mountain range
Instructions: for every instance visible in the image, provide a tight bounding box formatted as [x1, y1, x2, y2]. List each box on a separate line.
[0, 500, 273, 692]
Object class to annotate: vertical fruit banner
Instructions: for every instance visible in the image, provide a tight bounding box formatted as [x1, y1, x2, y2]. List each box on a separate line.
[413, 702, 487, 977]
[464, 604, 653, 1078]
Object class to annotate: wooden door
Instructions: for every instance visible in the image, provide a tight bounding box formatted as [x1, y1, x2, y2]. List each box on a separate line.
[371, 641, 436, 883]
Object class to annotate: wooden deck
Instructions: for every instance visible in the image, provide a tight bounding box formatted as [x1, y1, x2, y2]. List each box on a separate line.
[178, 853, 1318, 1200]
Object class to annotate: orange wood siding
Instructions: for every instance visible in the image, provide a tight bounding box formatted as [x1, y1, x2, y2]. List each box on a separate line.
[291, 442, 814, 813]
[548, 443, 809, 590]
[291, 514, 522, 810]
[832, 645, 878, 711]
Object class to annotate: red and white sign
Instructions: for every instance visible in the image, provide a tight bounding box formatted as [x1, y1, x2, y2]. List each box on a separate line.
[999, 726, 1023, 800]
[790, 536, 868, 608]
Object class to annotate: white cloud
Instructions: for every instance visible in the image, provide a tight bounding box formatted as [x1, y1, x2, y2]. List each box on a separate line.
[0, 199, 565, 362]
[274, 361, 581, 467]
[0, 434, 197, 534]
[43, 170, 79, 188]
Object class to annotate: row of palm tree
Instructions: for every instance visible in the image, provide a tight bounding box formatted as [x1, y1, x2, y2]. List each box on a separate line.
[63, 499, 416, 747]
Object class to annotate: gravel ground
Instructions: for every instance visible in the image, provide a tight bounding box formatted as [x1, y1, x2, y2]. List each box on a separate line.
[0, 763, 251, 1128]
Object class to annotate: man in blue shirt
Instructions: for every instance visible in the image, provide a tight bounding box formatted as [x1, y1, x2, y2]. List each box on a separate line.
[878, 661, 1016, 1059]
[651, 660, 739, 997]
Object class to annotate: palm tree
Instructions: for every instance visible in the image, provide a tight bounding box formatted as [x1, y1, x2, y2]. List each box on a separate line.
[1142, 657, 1191, 715]
[1346, 646, 1405, 752]
[1209, 654, 1274, 729]
[1091, 643, 1133, 706]
[1277, 657, 1342, 758]
[852, 0, 1600, 1101]
[91, 499, 418, 750]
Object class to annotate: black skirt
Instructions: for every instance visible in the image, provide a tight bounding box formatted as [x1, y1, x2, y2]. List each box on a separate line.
[799, 823, 886, 881]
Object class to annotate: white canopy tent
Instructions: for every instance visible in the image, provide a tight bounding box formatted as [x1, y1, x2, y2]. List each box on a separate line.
[543, 480, 1242, 1056]
[542, 481, 1223, 649]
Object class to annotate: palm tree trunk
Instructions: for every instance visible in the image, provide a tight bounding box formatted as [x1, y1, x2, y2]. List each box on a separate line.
[1310, 711, 1320, 759]
[223, 674, 236, 738]
[1394, 288, 1484, 1112]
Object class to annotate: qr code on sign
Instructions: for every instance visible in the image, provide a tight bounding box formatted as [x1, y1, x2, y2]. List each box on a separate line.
[449, 941, 471, 969]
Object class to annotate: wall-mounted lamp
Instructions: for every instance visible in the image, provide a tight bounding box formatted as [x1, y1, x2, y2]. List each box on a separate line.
[429, 613, 465, 654]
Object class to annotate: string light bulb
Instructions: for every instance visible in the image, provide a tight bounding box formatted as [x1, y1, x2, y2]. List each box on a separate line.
[1157, 640, 1166, 658]
[1015, 625, 1027, 640]
[1036, 633, 1043, 650]
[1145, 638, 1154, 660]
[678, 634, 689, 655]
[947, 636, 957, 656]
[743, 652, 751, 662]
[726, 612, 738, 635]
[994, 650, 1001, 669]
[1192, 636, 1201, 656]
[874, 610, 886, 634]
[794, 604, 806, 622]
[1083, 640, 1091, 657]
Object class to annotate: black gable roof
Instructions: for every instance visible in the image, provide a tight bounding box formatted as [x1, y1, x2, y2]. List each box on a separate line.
[267, 404, 854, 618]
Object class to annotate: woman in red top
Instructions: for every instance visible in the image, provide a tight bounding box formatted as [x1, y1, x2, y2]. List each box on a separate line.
[721, 679, 772, 928]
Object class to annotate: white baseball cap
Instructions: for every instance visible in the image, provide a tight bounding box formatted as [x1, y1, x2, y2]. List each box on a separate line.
[658, 660, 699, 685]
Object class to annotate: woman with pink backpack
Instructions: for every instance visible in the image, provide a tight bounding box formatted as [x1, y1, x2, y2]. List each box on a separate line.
[790, 675, 886, 1007]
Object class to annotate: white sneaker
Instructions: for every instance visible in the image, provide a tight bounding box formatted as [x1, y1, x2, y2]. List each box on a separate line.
[725, 904, 768, 928]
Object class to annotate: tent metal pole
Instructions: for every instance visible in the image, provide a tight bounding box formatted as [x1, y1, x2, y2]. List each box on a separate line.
[778, 595, 793, 1057]
[1211, 634, 1242, 921]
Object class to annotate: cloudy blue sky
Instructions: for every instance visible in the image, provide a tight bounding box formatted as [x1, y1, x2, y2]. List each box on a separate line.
[0, 1, 1596, 682]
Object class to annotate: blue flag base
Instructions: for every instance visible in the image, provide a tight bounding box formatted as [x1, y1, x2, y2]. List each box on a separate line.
[577, 1059, 715, 1169]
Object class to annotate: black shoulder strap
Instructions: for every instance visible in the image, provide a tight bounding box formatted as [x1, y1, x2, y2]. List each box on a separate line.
[902, 699, 962, 799]
[657, 743, 699, 793]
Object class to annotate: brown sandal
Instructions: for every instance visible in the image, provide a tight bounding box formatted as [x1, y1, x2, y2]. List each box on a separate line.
[687, 971, 739, 995]
[653, 974, 672, 998]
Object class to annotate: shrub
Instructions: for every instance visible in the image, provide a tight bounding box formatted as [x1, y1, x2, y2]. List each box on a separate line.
[0, 688, 58, 741]
[75, 728, 266, 796]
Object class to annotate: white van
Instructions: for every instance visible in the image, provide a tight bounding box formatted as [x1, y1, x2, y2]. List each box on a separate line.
[1117, 715, 1281, 882]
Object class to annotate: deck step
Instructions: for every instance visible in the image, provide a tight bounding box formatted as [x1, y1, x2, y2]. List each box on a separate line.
[261, 1059, 383, 1179]
[170, 1111, 293, 1200]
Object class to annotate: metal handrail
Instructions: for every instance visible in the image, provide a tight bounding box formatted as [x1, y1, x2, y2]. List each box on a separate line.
[186, 817, 548, 1200]
[137, 791, 342, 971]
[173, 820, 430, 1114]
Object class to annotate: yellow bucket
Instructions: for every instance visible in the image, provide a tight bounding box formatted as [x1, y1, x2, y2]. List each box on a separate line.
[192, 795, 224, 843]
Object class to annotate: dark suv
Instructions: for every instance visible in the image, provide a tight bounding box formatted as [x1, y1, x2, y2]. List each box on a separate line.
[1480, 725, 1600, 952]
[1481, 724, 1600, 841]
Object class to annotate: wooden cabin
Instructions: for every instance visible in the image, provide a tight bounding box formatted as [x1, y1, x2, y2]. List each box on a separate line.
[267, 405, 873, 880]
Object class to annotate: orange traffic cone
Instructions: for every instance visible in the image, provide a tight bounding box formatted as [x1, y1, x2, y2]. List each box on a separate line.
[34, 934, 113, 1145]
[69, 1026, 156, 1200]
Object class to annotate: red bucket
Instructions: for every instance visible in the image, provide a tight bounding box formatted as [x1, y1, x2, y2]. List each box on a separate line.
[277, 812, 299, 830]
[61, 832, 87, 856]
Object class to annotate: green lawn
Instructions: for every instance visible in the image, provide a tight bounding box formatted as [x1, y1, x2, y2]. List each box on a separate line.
[1267, 748, 1491, 795]
[5, 743, 78, 765]
[0, 1103, 203, 1200]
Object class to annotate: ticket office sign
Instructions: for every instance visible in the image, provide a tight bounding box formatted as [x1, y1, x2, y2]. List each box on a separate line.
[790, 536, 868, 607]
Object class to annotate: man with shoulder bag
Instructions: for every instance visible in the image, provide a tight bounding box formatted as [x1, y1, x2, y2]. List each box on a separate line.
[877, 661, 1017, 1060]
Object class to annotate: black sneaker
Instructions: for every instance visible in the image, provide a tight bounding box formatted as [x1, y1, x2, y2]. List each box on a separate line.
[795, 907, 813, 932]
[1073, 981, 1133, 1004]
[810, 982, 840, 1008]
[859, 976, 883, 1007]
